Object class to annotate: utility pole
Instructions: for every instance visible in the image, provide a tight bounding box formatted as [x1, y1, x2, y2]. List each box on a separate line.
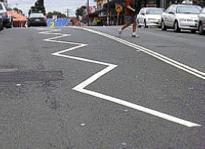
[67, 9, 69, 18]
[107, 0, 110, 26]
[87, 0, 90, 25]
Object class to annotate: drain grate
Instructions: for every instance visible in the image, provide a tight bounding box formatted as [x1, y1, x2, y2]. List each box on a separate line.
[0, 70, 64, 82]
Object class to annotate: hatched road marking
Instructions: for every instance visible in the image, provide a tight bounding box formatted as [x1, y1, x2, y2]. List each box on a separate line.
[38, 28, 201, 127]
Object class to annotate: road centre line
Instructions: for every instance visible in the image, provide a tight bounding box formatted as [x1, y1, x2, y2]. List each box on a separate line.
[39, 28, 201, 127]
[70, 26, 205, 80]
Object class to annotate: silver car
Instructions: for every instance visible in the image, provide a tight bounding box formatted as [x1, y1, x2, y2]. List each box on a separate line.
[161, 4, 201, 33]
[198, 8, 205, 35]
[0, 2, 12, 28]
[137, 7, 164, 28]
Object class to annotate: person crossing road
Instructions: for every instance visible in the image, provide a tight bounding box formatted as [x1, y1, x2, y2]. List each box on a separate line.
[118, 0, 138, 37]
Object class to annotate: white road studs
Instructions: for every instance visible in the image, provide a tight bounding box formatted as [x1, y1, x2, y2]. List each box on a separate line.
[123, 109, 129, 112]
[39, 28, 201, 128]
[188, 87, 194, 90]
[80, 123, 86, 127]
[16, 83, 21, 87]
[121, 142, 127, 146]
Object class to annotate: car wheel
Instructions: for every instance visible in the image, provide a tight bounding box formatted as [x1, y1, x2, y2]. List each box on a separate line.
[161, 20, 167, 31]
[7, 24, 12, 28]
[144, 20, 148, 28]
[137, 20, 141, 28]
[198, 22, 204, 35]
[0, 23, 3, 31]
[174, 21, 180, 32]
[191, 30, 196, 33]
[6, 22, 13, 28]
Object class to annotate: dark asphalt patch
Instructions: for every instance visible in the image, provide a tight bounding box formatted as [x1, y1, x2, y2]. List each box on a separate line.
[0, 70, 64, 82]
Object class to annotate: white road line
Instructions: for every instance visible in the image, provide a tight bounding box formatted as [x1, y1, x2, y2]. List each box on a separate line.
[70, 26, 205, 80]
[39, 28, 201, 127]
[74, 89, 200, 128]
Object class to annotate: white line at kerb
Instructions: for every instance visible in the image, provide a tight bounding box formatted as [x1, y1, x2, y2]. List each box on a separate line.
[40, 29, 201, 127]
[70, 26, 205, 80]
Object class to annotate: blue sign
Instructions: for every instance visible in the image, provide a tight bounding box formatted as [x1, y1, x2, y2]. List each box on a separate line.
[47, 18, 70, 27]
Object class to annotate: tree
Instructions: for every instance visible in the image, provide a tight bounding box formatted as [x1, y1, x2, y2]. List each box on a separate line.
[47, 11, 67, 18]
[28, 0, 46, 16]
[13, 7, 19, 12]
[13, 7, 23, 14]
[75, 6, 87, 19]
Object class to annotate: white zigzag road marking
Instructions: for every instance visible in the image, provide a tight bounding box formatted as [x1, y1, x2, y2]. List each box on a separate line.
[38, 28, 201, 127]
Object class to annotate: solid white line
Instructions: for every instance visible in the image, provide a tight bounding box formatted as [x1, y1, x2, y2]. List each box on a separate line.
[39, 28, 201, 127]
[47, 39, 84, 45]
[53, 53, 114, 66]
[70, 26, 205, 80]
[73, 88, 200, 127]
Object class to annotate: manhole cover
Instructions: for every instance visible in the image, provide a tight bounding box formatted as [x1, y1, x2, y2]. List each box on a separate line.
[0, 70, 64, 82]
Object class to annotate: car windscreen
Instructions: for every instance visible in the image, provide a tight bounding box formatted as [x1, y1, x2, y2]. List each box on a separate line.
[29, 13, 44, 18]
[146, 8, 163, 14]
[176, 6, 201, 14]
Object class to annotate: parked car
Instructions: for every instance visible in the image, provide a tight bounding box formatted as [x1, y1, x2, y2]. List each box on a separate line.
[137, 7, 164, 28]
[161, 4, 201, 33]
[28, 13, 47, 27]
[0, 2, 13, 28]
[198, 8, 205, 35]
[0, 15, 3, 30]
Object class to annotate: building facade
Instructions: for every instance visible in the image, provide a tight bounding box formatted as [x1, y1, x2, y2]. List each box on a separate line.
[96, 0, 108, 10]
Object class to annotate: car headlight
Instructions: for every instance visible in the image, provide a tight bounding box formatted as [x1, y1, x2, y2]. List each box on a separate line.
[179, 18, 186, 22]
[148, 18, 156, 21]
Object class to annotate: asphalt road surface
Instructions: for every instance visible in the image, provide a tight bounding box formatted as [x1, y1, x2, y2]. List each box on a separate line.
[0, 26, 204, 149]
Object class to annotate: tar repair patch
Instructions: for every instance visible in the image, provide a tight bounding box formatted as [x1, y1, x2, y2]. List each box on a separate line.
[0, 70, 64, 82]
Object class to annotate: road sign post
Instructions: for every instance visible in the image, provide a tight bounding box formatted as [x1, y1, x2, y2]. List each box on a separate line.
[115, 4, 123, 25]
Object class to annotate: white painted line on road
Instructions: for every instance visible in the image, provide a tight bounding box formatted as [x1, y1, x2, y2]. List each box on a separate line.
[39, 28, 201, 127]
[73, 64, 117, 90]
[73, 87, 200, 127]
[70, 26, 205, 80]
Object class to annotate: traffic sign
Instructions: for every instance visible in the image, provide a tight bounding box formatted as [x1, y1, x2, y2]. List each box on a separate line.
[115, 4, 123, 14]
